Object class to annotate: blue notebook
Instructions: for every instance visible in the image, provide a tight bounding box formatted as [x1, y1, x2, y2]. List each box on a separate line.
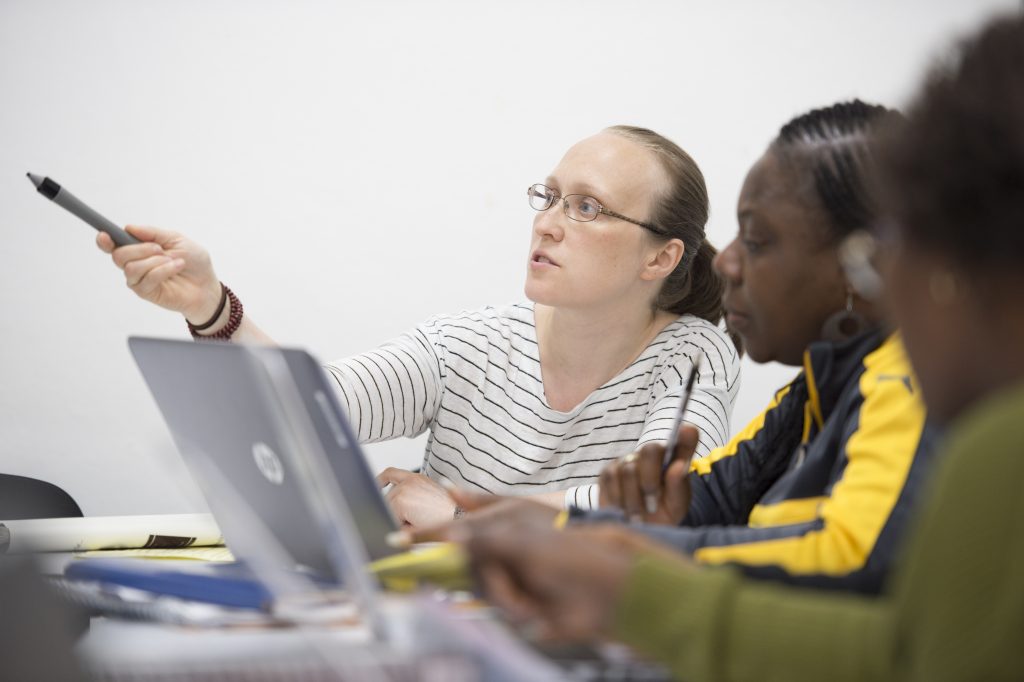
[64, 558, 274, 610]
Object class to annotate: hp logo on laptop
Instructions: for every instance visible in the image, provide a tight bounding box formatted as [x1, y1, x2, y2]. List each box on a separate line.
[252, 442, 285, 485]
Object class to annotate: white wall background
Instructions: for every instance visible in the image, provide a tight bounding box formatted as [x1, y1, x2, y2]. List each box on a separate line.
[1, 0, 1016, 516]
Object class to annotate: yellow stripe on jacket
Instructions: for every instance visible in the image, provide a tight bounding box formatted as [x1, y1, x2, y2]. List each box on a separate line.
[690, 384, 793, 477]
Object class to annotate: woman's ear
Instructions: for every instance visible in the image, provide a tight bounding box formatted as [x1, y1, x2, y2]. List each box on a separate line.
[641, 239, 685, 282]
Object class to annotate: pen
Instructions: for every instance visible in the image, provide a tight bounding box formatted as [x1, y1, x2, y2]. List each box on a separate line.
[661, 355, 702, 472]
[26, 173, 140, 247]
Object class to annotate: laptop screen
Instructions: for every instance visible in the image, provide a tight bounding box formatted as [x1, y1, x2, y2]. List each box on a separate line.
[128, 337, 399, 581]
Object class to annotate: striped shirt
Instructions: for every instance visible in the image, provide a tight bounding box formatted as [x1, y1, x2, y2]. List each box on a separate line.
[324, 303, 740, 510]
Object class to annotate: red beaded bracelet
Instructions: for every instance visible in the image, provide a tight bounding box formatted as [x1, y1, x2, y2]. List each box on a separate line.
[188, 284, 243, 341]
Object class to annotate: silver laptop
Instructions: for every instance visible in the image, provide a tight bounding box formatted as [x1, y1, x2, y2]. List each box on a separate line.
[114, 337, 653, 681]
[128, 337, 400, 580]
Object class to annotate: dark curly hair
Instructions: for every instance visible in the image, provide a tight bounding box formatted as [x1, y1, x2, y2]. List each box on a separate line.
[879, 13, 1024, 271]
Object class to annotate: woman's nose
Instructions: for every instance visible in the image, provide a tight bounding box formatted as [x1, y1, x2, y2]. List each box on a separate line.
[533, 202, 566, 241]
[713, 237, 742, 284]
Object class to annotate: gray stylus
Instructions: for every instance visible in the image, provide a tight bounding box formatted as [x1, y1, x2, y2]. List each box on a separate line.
[27, 173, 140, 247]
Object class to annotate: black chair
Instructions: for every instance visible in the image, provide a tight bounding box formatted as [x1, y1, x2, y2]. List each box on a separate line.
[0, 475, 82, 520]
[0, 475, 91, 640]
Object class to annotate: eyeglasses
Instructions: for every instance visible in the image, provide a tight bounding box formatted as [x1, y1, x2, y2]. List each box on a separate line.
[527, 184, 665, 236]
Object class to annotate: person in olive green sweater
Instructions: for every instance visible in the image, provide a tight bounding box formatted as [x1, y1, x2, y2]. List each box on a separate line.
[452, 12, 1024, 681]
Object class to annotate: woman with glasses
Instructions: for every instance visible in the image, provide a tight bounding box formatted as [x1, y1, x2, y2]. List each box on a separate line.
[96, 126, 740, 528]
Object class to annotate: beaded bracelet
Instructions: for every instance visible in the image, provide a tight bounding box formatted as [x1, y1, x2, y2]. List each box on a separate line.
[188, 284, 243, 341]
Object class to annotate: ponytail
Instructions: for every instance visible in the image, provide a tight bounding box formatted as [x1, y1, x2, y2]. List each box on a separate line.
[656, 239, 742, 353]
[656, 238, 720, 320]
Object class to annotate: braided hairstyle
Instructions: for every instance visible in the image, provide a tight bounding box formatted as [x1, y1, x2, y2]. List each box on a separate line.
[774, 100, 903, 242]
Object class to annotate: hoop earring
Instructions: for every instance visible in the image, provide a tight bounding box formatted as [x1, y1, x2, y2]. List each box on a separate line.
[821, 289, 870, 343]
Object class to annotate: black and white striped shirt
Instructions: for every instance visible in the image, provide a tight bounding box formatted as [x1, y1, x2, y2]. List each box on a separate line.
[324, 303, 740, 510]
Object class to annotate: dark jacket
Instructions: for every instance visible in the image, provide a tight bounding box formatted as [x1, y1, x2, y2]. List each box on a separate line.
[582, 329, 940, 594]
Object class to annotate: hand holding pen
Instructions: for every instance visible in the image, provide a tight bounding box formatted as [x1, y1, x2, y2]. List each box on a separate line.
[93, 223, 225, 327]
[598, 357, 702, 525]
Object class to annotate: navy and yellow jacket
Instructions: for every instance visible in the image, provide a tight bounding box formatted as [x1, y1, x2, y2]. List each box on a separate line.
[607, 328, 939, 594]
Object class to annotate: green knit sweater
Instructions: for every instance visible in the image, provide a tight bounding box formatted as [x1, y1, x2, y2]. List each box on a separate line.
[613, 381, 1024, 681]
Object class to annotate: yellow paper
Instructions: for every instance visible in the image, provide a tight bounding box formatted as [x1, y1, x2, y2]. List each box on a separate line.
[369, 543, 470, 592]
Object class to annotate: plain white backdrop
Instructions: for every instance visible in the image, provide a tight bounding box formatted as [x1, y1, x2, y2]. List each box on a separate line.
[1, 0, 1017, 516]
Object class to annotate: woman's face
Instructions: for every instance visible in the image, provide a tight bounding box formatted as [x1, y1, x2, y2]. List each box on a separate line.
[714, 149, 848, 366]
[524, 132, 671, 311]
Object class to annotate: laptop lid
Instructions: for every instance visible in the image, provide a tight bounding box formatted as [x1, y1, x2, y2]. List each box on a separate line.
[127, 337, 400, 580]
